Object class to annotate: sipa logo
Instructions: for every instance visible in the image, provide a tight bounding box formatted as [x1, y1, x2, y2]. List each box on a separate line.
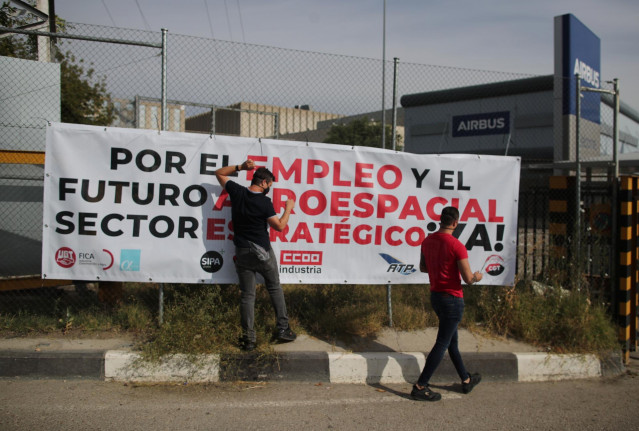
[280, 250, 323, 265]
[379, 253, 416, 275]
[482, 255, 505, 276]
[200, 251, 224, 273]
[55, 247, 76, 268]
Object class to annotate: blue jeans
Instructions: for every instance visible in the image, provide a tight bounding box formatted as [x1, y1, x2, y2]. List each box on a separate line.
[417, 291, 470, 386]
[235, 246, 289, 343]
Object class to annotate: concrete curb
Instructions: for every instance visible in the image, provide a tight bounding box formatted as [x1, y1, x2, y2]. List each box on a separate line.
[0, 349, 625, 383]
[0, 350, 105, 379]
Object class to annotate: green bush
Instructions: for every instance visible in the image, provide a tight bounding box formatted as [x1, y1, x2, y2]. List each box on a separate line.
[465, 285, 618, 353]
[0, 281, 619, 357]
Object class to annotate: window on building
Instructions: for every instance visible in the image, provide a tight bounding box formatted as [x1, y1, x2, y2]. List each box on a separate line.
[150, 106, 159, 130]
[139, 105, 146, 129]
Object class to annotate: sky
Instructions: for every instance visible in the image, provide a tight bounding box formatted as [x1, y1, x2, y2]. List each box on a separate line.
[53, 0, 639, 106]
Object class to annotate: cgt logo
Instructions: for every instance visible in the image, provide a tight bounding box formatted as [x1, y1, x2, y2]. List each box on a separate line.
[379, 253, 416, 275]
[280, 250, 322, 265]
[482, 255, 505, 276]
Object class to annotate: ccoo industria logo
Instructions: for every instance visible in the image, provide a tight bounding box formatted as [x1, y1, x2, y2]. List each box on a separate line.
[452, 111, 510, 137]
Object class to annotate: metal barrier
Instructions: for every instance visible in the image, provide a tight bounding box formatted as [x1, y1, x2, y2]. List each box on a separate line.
[0, 21, 633, 343]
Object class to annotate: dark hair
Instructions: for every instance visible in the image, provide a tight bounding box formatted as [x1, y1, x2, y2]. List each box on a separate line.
[440, 206, 459, 227]
[251, 167, 275, 186]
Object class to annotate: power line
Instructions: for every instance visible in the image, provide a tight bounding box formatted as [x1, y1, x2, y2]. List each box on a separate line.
[223, 0, 233, 41]
[100, 0, 117, 26]
[133, 0, 151, 31]
[203, 0, 215, 39]
[236, 0, 246, 43]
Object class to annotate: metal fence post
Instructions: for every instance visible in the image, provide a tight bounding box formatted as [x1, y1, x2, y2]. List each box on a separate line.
[158, 284, 164, 326]
[575, 74, 582, 273]
[392, 57, 399, 151]
[610, 79, 620, 328]
[386, 56, 400, 328]
[386, 282, 393, 328]
[159, 28, 168, 325]
[381, 0, 386, 150]
[161, 28, 168, 132]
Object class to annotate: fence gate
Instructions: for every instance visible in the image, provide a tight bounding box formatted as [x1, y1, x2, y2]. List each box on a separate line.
[548, 175, 638, 363]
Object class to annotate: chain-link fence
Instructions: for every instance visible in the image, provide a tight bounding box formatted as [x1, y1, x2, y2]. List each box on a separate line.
[0, 22, 631, 323]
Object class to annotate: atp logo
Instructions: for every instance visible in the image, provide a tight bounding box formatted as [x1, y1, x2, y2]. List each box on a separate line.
[379, 253, 416, 275]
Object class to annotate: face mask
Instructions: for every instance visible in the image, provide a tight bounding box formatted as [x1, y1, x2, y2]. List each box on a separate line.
[259, 181, 271, 195]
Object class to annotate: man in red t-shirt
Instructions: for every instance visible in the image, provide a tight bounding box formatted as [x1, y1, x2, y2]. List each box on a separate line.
[411, 206, 483, 401]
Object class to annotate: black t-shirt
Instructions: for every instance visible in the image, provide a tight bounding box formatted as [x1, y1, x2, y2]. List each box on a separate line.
[225, 180, 276, 249]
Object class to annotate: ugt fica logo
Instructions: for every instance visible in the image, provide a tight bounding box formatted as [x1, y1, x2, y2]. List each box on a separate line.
[379, 253, 416, 275]
[55, 247, 76, 268]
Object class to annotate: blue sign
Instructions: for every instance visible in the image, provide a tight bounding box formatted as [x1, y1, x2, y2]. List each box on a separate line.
[120, 249, 141, 271]
[559, 14, 601, 123]
[452, 111, 510, 137]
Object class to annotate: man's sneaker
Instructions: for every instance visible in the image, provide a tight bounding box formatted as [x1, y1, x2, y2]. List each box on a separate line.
[462, 373, 482, 394]
[277, 327, 297, 342]
[239, 337, 256, 352]
[410, 384, 441, 402]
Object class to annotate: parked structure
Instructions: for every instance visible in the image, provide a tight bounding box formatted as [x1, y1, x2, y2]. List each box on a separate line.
[185, 102, 342, 139]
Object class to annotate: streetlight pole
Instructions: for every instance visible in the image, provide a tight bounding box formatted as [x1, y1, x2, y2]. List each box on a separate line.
[381, 0, 386, 150]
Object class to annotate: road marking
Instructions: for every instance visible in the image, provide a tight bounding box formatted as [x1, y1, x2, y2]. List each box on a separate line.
[4, 393, 462, 412]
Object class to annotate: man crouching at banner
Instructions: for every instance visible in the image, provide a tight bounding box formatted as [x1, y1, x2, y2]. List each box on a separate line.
[411, 206, 483, 401]
[215, 159, 297, 351]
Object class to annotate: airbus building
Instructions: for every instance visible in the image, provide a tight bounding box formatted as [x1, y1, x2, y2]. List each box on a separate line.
[401, 14, 639, 174]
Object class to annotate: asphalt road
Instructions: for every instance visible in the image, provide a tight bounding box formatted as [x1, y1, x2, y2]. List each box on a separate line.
[1, 368, 638, 431]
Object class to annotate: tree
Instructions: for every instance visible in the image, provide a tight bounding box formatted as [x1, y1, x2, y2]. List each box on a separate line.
[323, 117, 403, 150]
[0, 1, 115, 126]
[55, 50, 115, 125]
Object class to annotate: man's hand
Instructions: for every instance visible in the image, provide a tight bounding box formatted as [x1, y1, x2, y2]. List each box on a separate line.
[268, 198, 295, 232]
[471, 271, 483, 284]
[285, 198, 295, 212]
[215, 159, 256, 188]
[241, 159, 255, 171]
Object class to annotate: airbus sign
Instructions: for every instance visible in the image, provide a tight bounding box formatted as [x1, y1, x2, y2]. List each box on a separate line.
[452, 111, 510, 137]
[555, 14, 601, 123]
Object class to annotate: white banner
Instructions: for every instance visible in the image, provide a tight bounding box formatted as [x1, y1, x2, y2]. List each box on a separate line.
[42, 122, 520, 285]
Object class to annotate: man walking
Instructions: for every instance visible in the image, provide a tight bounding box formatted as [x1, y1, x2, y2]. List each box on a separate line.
[215, 159, 296, 351]
[411, 206, 483, 401]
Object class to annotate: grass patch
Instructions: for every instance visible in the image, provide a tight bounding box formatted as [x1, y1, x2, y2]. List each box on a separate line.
[464, 283, 618, 353]
[0, 280, 619, 357]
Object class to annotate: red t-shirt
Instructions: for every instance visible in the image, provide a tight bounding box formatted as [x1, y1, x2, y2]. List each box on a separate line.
[421, 232, 468, 297]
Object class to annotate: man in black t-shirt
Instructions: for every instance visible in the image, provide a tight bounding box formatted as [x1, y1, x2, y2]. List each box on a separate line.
[215, 159, 296, 351]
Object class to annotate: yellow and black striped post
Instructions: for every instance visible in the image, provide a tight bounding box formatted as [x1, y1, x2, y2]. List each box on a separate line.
[634, 178, 639, 354]
[618, 176, 637, 363]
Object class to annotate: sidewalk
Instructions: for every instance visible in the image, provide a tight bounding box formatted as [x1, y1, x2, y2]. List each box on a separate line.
[0, 329, 626, 383]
